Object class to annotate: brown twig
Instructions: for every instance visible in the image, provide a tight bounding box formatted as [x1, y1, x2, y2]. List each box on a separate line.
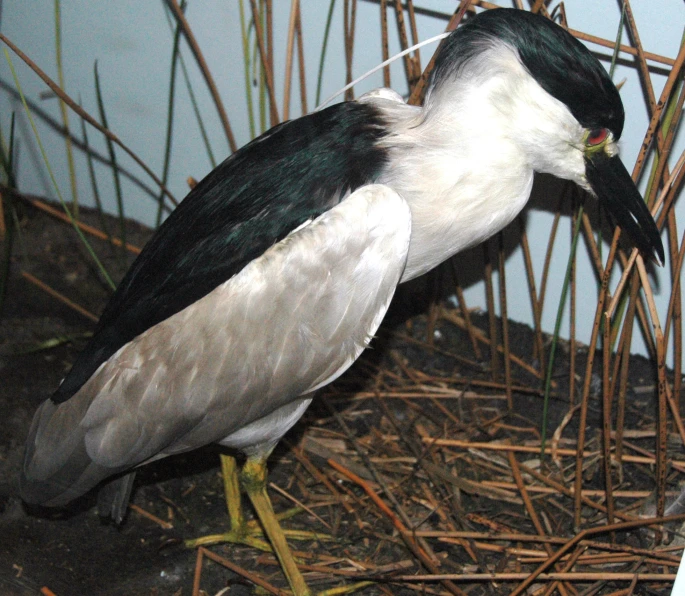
[449, 261, 483, 360]
[199, 547, 288, 595]
[636, 256, 669, 530]
[20, 271, 98, 322]
[601, 311, 616, 530]
[294, 5, 308, 114]
[128, 503, 173, 529]
[343, 0, 358, 102]
[379, 0, 390, 87]
[510, 514, 685, 595]
[519, 220, 545, 371]
[17, 192, 142, 255]
[497, 233, 513, 408]
[328, 458, 467, 596]
[282, 0, 299, 121]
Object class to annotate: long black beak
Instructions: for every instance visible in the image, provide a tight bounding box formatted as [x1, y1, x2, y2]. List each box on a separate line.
[585, 152, 664, 265]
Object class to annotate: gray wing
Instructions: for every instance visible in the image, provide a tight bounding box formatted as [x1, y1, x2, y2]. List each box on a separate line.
[21, 184, 412, 506]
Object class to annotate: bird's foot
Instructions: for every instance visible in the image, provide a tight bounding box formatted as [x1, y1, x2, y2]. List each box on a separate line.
[259, 508, 334, 542]
[184, 528, 272, 551]
[184, 506, 332, 551]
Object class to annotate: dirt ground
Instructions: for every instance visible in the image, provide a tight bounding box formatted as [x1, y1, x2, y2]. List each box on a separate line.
[0, 199, 679, 596]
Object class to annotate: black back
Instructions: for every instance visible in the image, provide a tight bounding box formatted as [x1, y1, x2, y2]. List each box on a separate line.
[53, 101, 388, 404]
[431, 9, 624, 137]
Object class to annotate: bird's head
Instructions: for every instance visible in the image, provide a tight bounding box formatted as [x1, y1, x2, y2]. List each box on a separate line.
[426, 8, 664, 264]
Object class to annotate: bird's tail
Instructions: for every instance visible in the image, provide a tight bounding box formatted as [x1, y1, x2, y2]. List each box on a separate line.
[96, 471, 136, 523]
[20, 398, 129, 513]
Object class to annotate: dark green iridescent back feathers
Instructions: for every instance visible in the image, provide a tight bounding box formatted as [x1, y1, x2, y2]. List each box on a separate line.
[53, 102, 389, 404]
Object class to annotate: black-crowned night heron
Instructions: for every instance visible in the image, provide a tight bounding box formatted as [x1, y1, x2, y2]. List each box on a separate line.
[20, 8, 663, 596]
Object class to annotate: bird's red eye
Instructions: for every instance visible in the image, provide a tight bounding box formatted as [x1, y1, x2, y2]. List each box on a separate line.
[587, 128, 608, 146]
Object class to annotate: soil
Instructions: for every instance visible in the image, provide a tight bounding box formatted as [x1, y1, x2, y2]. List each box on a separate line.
[0, 199, 678, 596]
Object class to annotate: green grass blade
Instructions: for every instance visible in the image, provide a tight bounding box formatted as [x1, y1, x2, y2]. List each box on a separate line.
[0, 117, 17, 316]
[315, 0, 337, 107]
[163, 1, 217, 167]
[541, 201, 585, 456]
[7, 111, 16, 181]
[79, 96, 113, 247]
[156, 0, 185, 228]
[239, 0, 256, 139]
[94, 61, 126, 262]
[54, 0, 80, 218]
[609, 4, 625, 80]
[0, 196, 14, 316]
[0, 113, 17, 188]
[4, 48, 115, 289]
[14, 332, 93, 355]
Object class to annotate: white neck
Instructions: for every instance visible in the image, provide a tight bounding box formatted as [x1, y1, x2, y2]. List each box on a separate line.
[362, 43, 586, 283]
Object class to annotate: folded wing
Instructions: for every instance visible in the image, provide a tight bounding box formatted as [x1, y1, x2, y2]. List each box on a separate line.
[21, 184, 412, 507]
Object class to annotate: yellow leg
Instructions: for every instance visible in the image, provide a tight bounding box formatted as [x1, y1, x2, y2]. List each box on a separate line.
[221, 453, 244, 533]
[242, 454, 311, 596]
[185, 454, 271, 551]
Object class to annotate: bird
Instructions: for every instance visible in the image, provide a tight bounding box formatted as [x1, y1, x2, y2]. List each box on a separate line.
[20, 8, 664, 596]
